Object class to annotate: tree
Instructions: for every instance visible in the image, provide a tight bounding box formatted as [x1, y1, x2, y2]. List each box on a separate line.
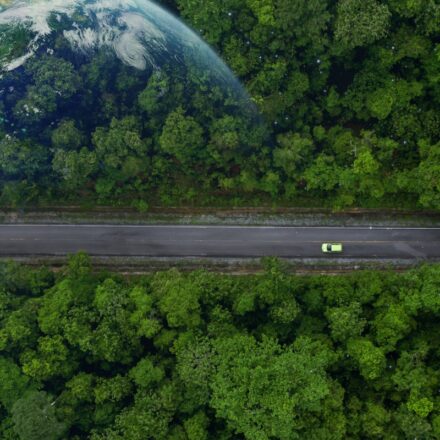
[325, 302, 366, 343]
[138, 72, 170, 116]
[159, 107, 205, 169]
[0, 136, 48, 180]
[52, 148, 98, 191]
[335, 0, 391, 50]
[388, 0, 440, 36]
[210, 335, 345, 439]
[1, 258, 440, 438]
[91, 279, 140, 364]
[207, 115, 256, 167]
[21, 335, 74, 381]
[246, 0, 276, 26]
[154, 270, 202, 329]
[12, 391, 67, 440]
[274, 132, 315, 177]
[129, 358, 164, 389]
[176, 0, 241, 44]
[175, 336, 215, 410]
[347, 338, 386, 380]
[51, 120, 85, 150]
[106, 384, 179, 440]
[94, 375, 133, 405]
[274, 0, 330, 49]
[303, 154, 342, 192]
[359, 401, 391, 438]
[0, 358, 32, 411]
[412, 141, 440, 209]
[0, 299, 40, 352]
[14, 56, 79, 123]
[372, 303, 414, 352]
[92, 116, 149, 184]
[183, 411, 210, 440]
[129, 286, 162, 339]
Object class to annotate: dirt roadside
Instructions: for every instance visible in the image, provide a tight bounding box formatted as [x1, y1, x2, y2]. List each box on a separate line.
[1, 206, 439, 226]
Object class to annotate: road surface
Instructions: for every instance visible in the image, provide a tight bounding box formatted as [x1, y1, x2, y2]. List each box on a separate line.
[0, 225, 439, 259]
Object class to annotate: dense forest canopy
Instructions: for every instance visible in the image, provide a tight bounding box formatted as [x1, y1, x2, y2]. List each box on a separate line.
[1, 256, 440, 439]
[0, 0, 440, 209]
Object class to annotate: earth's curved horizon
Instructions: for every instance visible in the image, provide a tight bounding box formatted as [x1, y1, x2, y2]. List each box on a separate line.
[0, 0, 267, 207]
[0, 0, 264, 144]
[1, 0, 251, 94]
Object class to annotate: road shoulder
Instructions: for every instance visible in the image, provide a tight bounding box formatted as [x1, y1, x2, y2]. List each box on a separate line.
[1, 206, 439, 227]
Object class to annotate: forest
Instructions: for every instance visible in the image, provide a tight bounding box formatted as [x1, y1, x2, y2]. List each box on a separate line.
[1, 255, 440, 439]
[1, 0, 440, 210]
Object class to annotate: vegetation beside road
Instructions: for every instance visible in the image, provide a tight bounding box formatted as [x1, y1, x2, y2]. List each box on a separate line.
[1, 0, 440, 210]
[1, 255, 440, 439]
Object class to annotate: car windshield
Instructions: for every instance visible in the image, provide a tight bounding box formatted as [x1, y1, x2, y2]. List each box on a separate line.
[327, 244, 332, 251]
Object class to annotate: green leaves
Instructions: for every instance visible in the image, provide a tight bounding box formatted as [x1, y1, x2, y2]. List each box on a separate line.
[52, 147, 98, 191]
[246, 0, 275, 26]
[0, 23, 34, 69]
[414, 141, 440, 209]
[92, 279, 140, 364]
[129, 286, 162, 339]
[11, 391, 67, 440]
[129, 358, 164, 389]
[2, 258, 440, 438]
[0, 0, 440, 208]
[13, 56, 79, 124]
[51, 120, 85, 150]
[210, 335, 342, 439]
[154, 270, 203, 329]
[138, 71, 174, 123]
[0, 358, 32, 411]
[0, 136, 48, 180]
[93, 116, 149, 174]
[347, 338, 386, 380]
[373, 303, 414, 351]
[335, 0, 391, 49]
[326, 302, 366, 343]
[21, 335, 74, 381]
[159, 107, 205, 168]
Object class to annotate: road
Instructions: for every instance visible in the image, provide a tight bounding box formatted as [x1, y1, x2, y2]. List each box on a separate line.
[0, 225, 439, 259]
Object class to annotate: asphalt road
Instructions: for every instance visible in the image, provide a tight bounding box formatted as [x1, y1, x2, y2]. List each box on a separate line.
[0, 225, 439, 259]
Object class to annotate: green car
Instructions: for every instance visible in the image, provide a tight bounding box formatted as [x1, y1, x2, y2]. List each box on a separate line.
[322, 243, 343, 253]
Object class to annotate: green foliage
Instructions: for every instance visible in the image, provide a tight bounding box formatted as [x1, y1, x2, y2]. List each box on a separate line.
[154, 270, 202, 329]
[0, 358, 32, 411]
[52, 147, 98, 191]
[21, 335, 74, 381]
[11, 391, 67, 440]
[14, 56, 79, 123]
[210, 335, 343, 439]
[0, 136, 48, 180]
[0, 24, 34, 66]
[2, 259, 440, 438]
[93, 116, 149, 177]
[183, 411, 209, 440]
[51, 120, 85, 150]
[325, 302, 366, 343]
[0, 0, 439, 208]
[335, 0, 391, 49]
[129, 358, 164, 389]
[138, 72, 171, 115]
[159, 107, 205, 169]
[347, 338, 386, 380]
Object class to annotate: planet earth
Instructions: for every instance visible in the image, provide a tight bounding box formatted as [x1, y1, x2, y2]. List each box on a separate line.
[0, 0, 241, 81]
[0, 0, 267, 207]
[0, 0, 261, 138]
